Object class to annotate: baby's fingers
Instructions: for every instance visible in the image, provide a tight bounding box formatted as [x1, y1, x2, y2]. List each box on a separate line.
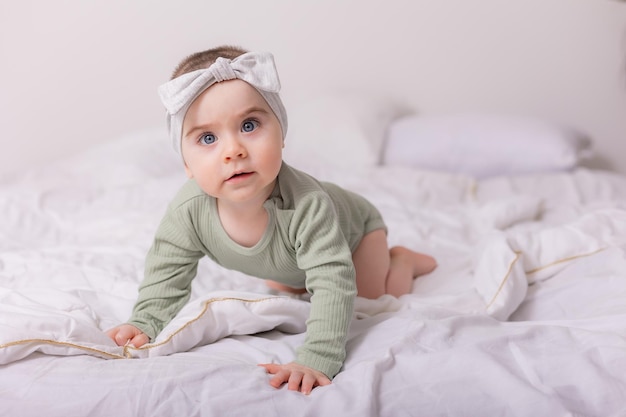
[300, 373, 318, 395]
[128, 333, 149, 348]
[287, 370, 305, 392]
[106, 325, 148, 347]
[259, 363, 280, 374]
[104, 327, 128, 345]
[259, 363, 331, 395]
[259, 364, 290, 388]
[114, 327, 136, 345]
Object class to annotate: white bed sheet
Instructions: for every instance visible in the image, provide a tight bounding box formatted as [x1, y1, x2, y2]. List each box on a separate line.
[1, 129, 626, 417]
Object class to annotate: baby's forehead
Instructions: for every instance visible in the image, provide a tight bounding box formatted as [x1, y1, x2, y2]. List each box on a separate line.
[196, 79, 271, 109]
[183, 79, 276, 128]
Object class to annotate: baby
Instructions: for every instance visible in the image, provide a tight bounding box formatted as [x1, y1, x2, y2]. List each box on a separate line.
[106, 45, 437, 395]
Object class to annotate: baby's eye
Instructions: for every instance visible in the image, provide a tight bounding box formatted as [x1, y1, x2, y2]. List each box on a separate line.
[199, 133, 216, 145]
[241, 120, 259, 133]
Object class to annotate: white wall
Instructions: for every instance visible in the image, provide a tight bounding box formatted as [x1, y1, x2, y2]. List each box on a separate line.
[1, 0, 625, 174]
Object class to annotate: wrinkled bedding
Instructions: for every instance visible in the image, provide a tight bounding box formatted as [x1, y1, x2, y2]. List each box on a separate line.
[1, 129, 626, 416]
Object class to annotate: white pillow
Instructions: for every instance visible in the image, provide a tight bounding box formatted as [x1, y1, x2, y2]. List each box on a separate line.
[381, 114, 593, 178]
[282, 92, 409, 170]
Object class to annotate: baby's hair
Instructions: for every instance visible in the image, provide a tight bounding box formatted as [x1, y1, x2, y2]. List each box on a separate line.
[171, 45, 248, 79]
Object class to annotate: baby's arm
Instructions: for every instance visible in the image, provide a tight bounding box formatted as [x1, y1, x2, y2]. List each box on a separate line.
[261, 192, 356, 392]
[106, 196, 205, 342]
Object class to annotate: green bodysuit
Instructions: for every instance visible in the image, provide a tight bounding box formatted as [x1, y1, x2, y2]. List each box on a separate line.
[127, 162, 386, 378]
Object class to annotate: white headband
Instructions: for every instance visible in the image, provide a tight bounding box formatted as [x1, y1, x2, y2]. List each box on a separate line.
[157, 51, 288, 155]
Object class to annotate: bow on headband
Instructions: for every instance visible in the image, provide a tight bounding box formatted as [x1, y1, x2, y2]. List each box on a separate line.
[158, 51, 288, 155]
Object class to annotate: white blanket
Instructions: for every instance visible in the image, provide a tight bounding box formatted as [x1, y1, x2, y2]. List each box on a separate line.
[2, 130, 626, 416]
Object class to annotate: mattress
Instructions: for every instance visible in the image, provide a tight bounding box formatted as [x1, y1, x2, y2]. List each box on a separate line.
[1, 129, 626, 416]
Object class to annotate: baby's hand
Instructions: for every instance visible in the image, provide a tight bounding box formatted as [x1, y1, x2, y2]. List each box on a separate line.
[105, 324, 149, 347]
[258, 362, 331, 395]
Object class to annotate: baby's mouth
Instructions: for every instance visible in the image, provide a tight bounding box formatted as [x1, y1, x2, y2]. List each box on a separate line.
[227, 171, 253, 181]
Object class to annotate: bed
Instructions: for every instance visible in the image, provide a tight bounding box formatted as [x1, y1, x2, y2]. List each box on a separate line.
[1, 94, 626, 417]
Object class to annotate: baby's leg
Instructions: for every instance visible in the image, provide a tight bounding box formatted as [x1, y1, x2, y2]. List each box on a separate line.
[386, 246, 437, 297]
[266, 280, 307, 295]
[352, 229, 437, 299]
[352, 230, 390, 299]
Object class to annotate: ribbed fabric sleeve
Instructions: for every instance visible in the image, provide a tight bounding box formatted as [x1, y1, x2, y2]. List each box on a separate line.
[288, 191, 356, 378]
[126, 162, 385, 378]
[127, 189, 206, 340]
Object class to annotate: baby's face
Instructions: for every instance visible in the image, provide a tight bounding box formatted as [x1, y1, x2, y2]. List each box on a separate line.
[181, 79, 284, 205]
